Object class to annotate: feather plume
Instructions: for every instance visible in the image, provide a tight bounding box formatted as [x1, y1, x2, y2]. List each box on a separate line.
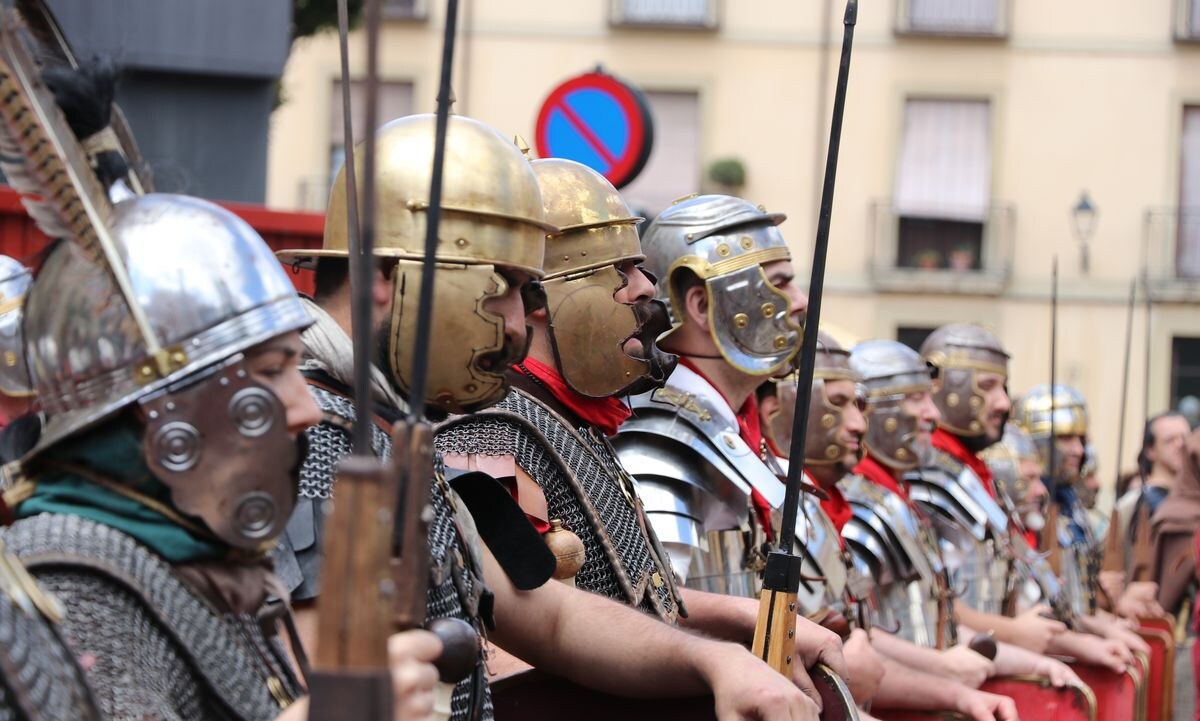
[13, 0, 152, 193]
[0, 10, 163, 361]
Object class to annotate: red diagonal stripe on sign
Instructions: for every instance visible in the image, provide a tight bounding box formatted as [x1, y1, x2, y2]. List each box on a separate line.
[554, 97, 619, 168]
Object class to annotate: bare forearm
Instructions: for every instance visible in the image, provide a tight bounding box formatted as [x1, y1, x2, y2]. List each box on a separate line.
[677, 587, 756, 641]
[870, 631, 943, 668]
[485, 552, 717, 697]
[871, 659, 964, 710]
[277, 698, 309, 720]
[991, 641, 1040, 676]
[953, 601, 1016, 642]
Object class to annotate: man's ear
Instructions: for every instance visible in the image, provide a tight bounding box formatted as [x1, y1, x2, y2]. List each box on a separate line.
[759, 392, 781, 424]
[682, 284, 709, 332]
[372, 266, 394, 310]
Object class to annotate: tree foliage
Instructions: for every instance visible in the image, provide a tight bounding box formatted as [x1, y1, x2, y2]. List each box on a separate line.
[292, 0, 364, 41]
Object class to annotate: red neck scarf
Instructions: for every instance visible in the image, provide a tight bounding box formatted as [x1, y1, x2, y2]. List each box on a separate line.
[932, 428, 996, 499]
[818, 481, 853, 537]
[854, 455, 908, 501]
[516, 358, 632, 436]
[679, 357, 775, 540]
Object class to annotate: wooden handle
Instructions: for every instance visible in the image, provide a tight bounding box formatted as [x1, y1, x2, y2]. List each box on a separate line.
[392, 420, 435, 631]
[751, 589, 799, 675]
[314, 454, 399, 670]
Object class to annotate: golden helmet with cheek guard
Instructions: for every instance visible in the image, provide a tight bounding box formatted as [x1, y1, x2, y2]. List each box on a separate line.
[531, 158, 675, 398]
[280, 114, 555, 413]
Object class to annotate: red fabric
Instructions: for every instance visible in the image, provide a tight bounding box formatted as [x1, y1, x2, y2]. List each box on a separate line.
[1024, 529, 1038, 549]
[854, 455, 908, 500]
[819, 482, 853, 537]
[932, 428, 996, 498]
[497, 476, 551, 535]
[517, 358, 632, 437]
[679, 357, 776, 541]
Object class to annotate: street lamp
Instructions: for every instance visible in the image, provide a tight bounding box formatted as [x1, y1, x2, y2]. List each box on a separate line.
[1072, 191, 1098, 273]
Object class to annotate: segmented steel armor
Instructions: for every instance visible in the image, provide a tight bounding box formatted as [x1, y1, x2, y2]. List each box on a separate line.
[908, 449, 1015, 615]
[3, 513, 301, 721]
[0, 543, 101, 721]
[434, 389, 682, 621]
[795, 491, 871, 626]
[274, 382, 493, 721]
[841, 475, 956, 648]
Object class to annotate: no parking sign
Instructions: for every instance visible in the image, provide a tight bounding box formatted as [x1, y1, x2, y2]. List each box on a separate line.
[534, 70, 654, 189]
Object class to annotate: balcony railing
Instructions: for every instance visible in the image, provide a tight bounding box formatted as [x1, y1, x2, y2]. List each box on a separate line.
[895, 0, 1009, 38]
[1175, 0, 1200, 41]
[610, 0, 718, 30]
[384, 0, 427, 20]
[868, 201, 1015, 294]
[1143, 208, 1200, 298]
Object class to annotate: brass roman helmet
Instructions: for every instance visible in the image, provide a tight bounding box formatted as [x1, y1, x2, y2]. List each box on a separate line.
[279, 114, 555, 413]
[1012, 383, 1089, 485]
[532, 158, 675, 398]
[920, 323, 1010, 441]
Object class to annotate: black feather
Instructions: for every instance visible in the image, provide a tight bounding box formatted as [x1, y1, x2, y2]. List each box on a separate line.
[41, 60, 128, 189]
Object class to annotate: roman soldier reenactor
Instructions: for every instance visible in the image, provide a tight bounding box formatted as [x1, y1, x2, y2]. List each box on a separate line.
[275, 116, 819, 721]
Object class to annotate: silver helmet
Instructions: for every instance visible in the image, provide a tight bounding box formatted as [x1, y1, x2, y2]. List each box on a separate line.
[1012, 383, 1088, 485]
[25, 194, 312, 549]
[0, 256, 33, 399]
[920, 323, 1010, 441]
[640, 194, 801, 377]
[981, 423, 1046, 531]
[850, 340, 935, 471]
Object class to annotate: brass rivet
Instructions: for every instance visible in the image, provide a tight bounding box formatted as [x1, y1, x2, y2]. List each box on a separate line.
[774, 336, 787, 349]
[562, 255, 570, 262]
[741, 236, 754, 250]
[897, 447, 909, 459]
[946, 392, 960, 407]
[733, 313, 749, 328]
[968, 396, 982, 409]
[3, 351, 14, 367]
[651, 572, 664, 588]
[723, 434, 737, 449]
[826, 445, 840, 459]
[716, 243, 731, 257]
[884, 417, 899, 432]
[455, 238, 469, 247]
[465, 383, 477, 392]
[821, 413, 836, 429]
[580, 250, 587, 256]
[761, 302, 776, 318]
[970, 420, 982, 431]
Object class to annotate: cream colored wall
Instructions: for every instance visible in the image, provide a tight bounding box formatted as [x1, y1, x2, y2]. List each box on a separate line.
[266, 0, 1200, 507]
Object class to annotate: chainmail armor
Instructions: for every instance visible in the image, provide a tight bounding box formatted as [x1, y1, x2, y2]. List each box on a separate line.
[275, 382, 493, 721]
[1, 513, 301, 721]
[0, 552, 101, 721]
[435, 389, 681, 622]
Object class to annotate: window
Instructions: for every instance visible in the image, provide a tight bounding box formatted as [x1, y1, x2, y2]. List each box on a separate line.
[897, 326, 937, 352]
[1179, 107, 1200, 278]
[893, 99, 991, 270]
[329, 80, 414, 185]
[611, 0, 718, 29]
[621, 91, 701, 217]
[1171, 336, 1200, 409]
[897, 0, 1005, 36]
[1177, 0, 1200, 40]
[383, 0, 426, 19]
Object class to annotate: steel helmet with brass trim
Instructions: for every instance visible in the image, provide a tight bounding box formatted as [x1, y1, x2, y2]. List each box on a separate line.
[1012, 383, 1089, 484]
[281, 114, 554, 413]
[920, 323, 1010, 441]
[981, 423, 1046, 529]
[532, 157, 675, 397]
[850, 340, 936, 471]
[25, 193, 312, 549]
[640, 194, 801, 377]
[0, 256, 33, 398]
[764, 332, 864, 467]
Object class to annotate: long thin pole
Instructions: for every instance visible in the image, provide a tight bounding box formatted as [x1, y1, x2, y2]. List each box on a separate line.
[337, 0, 372, 456]
[778, 0, 857, 556]
[1142, 272, 1152, 424]
[406, 0, 460, 422]
[1047, 258, 1059, 499]
[1114, 279, 1136, 489]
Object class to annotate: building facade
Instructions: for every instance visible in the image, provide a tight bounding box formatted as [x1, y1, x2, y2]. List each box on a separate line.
[266, 0, 1200, 504]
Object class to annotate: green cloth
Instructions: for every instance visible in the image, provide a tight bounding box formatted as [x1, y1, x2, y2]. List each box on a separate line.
[15, 421, 226, 563]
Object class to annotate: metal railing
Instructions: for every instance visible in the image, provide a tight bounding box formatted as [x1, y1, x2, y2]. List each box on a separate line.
[1175, 0, 1200, 41]
[868, 200, 1015, 294]
[610, 0, 718, 29]
[895, 0, 1009, 38]
[1143, 207, 1200, 288]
